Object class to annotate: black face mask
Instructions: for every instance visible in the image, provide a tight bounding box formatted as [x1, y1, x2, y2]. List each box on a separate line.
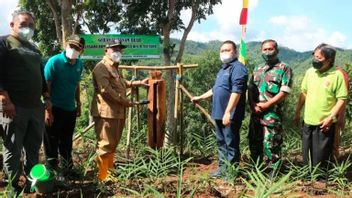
[262, 51, 277, 62]
[312, 58, 324, 69]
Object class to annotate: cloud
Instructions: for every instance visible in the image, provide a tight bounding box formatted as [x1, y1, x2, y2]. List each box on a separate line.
[186, 29, 239, 43]
[213, 0, 259, 27]
[0, 0, 18, 35]
[328, 31, 347, 46]
[267, 15, 349, 51]
[174, 1, 351, 51]
[269, 15, 309, 31]
[173, 0, 259, 43]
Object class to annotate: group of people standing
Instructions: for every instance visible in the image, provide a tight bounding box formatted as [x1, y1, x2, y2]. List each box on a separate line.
[0, 10, 147, 194]
[0, 9, 349, 195]
[193, 39, 349, 179]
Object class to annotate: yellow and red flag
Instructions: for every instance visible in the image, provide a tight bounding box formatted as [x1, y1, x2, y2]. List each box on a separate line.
[239, 0, 248, 65]
[239, 0, 248, 25]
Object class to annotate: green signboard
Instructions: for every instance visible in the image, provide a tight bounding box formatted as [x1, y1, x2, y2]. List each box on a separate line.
[80, 34, 160, 60]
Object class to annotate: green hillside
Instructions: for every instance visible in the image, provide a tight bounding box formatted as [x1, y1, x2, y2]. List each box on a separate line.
[172, 39, 352, 76]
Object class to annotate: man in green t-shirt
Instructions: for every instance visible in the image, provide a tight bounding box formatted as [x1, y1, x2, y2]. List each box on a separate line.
[294, 43, 348, 172]
[0, 10, 50, 193]
[43, 35, 84, 175]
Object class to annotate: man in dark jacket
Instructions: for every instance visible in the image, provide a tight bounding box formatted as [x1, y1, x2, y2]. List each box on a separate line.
[0, 10, 50, 193]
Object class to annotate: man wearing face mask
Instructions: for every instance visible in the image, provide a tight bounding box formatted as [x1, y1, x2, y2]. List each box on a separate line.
[43, 34, 85, 175]
[192, 40, 248, 178]
[91, 39, 148, 181]
[294, 43, 348, 172]
[248, 39, 292, 170]
[0, 10, 50, 193]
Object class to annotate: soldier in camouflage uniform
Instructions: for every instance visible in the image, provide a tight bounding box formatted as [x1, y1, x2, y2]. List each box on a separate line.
[248, 39, 293, 169]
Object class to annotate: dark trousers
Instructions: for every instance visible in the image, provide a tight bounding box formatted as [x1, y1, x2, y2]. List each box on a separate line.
[215, 119, 242, 171]
[44, 106, 77, 169]
[2, 105, 44, 185]
[302, 123, 335, 169]
[248, 115, 263, 164]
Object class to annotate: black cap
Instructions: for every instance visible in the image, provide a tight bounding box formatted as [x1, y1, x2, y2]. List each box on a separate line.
[106, 39, 127, 49]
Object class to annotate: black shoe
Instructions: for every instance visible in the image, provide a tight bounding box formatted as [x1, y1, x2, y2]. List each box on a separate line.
[54, 179, 70, 190]
[1, 176, 9, 186]
[12, 183, 24, 197]
[63, 168, 81, 179]
[23, 183, 31, 193]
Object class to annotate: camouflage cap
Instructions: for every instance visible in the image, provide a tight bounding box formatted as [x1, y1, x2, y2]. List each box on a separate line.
[106, 39, 127, 49]
[67, 34, 85, 50]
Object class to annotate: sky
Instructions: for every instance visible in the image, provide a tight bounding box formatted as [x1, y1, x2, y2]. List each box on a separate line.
[1, 0, 351, 52]
[173, 0, 352, 52]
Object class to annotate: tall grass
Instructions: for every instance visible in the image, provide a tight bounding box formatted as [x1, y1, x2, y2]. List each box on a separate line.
[113, 147, 192, 180]
[328, 155, 352, 189]
[241, 163, 296, 198]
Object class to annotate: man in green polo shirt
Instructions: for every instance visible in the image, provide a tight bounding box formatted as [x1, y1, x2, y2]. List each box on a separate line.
[0, 10, 50, 193]
[294, 43, 348, 173]
[43, 35, 84, 175]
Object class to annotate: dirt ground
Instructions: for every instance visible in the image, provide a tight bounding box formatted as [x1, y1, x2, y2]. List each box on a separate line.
[1, 149, 352, 197]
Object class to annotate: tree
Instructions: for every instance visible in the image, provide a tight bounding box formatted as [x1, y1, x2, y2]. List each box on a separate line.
[19, 0, 61, 56]
[121, 0, 221, 145]
[343, 63, 352, 123]
[20, 0, 123, 55]
[19, 0, 77, 51]
[20, 0, 221, 147]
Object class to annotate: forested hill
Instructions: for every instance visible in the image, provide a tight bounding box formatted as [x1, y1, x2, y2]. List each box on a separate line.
[173, 39, 352, 75]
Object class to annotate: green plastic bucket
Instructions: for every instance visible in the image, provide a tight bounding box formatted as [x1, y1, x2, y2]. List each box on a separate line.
[30, 164, 50, 181]
[34, 176, 54, 193]
[29, 164, 54, 193]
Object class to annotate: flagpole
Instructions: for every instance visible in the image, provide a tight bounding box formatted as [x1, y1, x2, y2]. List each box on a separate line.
[239, 0, 248, 65]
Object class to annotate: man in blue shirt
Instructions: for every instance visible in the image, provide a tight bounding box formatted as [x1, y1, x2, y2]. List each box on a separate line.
[44, 35, 84, 174]
[192, 40, 248, 178]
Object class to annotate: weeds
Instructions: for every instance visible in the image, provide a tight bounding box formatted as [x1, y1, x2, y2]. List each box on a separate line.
[185, 125, 216, 157]
[119, 156, 198, 197]
[0, 175, 24, 198]
[74, 150, 97, 177]
[281, 128, 301, 156]
[328, 155, 352, 189]
[114, 147, 192, 180]
[122, 184, 165, 197]
[286, 160, 311, 181]
[223, 160, 241, 184]
[241, 163, 296, 198]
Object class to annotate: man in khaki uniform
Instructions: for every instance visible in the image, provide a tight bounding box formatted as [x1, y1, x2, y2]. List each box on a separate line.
[91, 39, 148, 181]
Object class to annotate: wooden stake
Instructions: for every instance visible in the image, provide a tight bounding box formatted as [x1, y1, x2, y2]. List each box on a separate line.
[179, 84, 216, 127]
[126, 77, 134, 158]
[180, 83, 184, 155]
[179, 64, 184, 154]
[119, 64, 197, 70]
[134, 69, 141, 132]
[174, 63, 181, 119]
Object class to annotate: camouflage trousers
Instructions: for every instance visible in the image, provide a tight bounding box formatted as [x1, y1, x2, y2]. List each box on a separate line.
[248, 115, 283, 169]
